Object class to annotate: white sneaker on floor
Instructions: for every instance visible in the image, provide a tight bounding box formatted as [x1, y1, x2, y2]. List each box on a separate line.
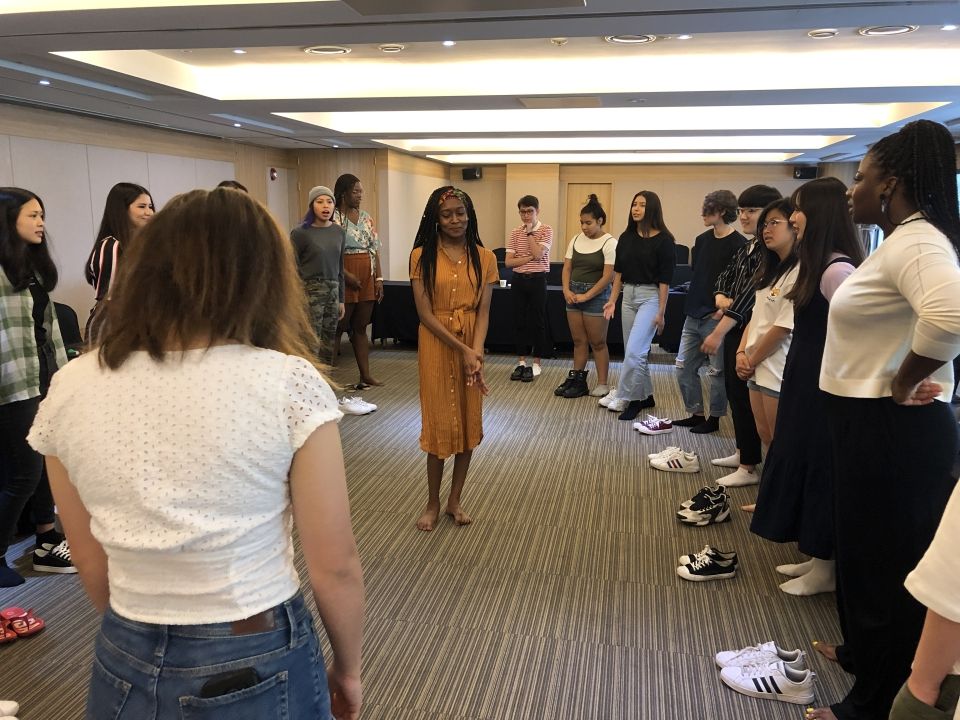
[647, 446, 681, 460]
[339, 396, 377, 415]
[715, 641, 805, 669]
[719, 467, 759, 487]
[634, 416, 673, 435]
[598, 388, 617, 407]
[0, 702, 18, 717]
[607, 397, 629, 412]
[531, 363, 542, 377]
[651, 451, 700, 473]
[711, 452, 741, 468]
[589, 383, 610, 398]
[719, 660, 815, 705]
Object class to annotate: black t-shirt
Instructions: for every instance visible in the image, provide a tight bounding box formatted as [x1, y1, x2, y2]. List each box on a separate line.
[685, 229, 746, 318]
[614, 230, 676, 286]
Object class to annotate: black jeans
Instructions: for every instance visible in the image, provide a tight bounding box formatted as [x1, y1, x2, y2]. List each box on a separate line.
[511, 272, 550, 358]
[0, 396, 51, 559]
[723, 325, 762, 465]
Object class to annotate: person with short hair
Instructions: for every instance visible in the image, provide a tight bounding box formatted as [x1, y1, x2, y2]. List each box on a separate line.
[673, 190, 745, 434]
[216, 179, 248, 192]
[506, 194, 553, 382]
[29, 187, 365, 720]
[291, 185, 346, 364]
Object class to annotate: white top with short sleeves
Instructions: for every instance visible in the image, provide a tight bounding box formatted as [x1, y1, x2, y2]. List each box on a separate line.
[745, 263, 800, 392]
[28, 344, 342, 625]
[564, 232, 617, 264]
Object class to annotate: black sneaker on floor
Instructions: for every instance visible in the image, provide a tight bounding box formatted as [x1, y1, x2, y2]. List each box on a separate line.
[33, 539, 77, 574]
[562, 371, 589, 398]
[521, 366, 534, 382]
[677, 497, 731, 526]
[690, 416, 721, 434]
[673, 414, 705, 427]
[677, 554, 738, 581]
[554, 370, 577, 396]
[510, 364, 525, 381]
[679, 484, 727, 510]
[678, 545, 738, 566]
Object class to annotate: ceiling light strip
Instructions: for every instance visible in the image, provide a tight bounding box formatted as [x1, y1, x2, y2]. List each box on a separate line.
[0, 59, 151, 100]
[210, 113, 294, 133]
[427, 152, 802, 164]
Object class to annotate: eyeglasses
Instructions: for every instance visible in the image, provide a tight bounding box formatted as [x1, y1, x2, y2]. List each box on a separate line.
[760, 219, 789, 230]
[737, 207, 761, 215]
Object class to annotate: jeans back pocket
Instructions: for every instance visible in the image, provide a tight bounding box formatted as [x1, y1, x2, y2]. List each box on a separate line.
[179, 670, 288, 720]
[87, 657, 132, 720]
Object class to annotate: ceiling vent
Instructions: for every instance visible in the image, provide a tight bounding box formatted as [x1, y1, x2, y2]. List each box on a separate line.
[303, 46, 351, 55]
[604, 34, 657, 45]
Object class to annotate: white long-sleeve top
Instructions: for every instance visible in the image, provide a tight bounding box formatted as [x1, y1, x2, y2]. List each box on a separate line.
[820, 214, 960, 402]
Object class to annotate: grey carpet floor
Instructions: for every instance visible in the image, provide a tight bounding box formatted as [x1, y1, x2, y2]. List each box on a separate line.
[0, 346, 851, 719]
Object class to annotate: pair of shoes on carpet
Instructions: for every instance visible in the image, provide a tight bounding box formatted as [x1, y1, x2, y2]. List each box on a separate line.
[555, 370, 589, 398]
[649, 446, 700, 473]
[633, 415, 673, 435]
[676, 545, 738, 582]
[338, 396, 377, 415]
[509, 362, 541, 382]
[676, 485, 730, 526]
[715, 642, 815, 705]
[673, 414, 721, 434]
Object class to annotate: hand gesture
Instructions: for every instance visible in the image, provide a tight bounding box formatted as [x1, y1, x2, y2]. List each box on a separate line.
[701, 332, 721, 356]
[735, 353, 754, 380]
[892, 376, 942, 406]
[654, 313, 665, 334]
[602, 300, 616, 320]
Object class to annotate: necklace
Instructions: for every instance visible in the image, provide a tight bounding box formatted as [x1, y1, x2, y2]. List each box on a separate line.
[439, 242, 466, 263]
[896, 215, 927, 228]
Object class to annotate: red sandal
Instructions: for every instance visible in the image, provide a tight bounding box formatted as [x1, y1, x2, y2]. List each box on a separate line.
[0, 619, 17, 644]
[0, 607, 44, 638]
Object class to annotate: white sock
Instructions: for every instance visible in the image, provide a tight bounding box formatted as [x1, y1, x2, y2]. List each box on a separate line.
[776, 559, 814, 577]
[779, 558, 836, 596]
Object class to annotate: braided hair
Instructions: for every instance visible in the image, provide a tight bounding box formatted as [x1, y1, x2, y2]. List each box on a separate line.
[333, 173, 360, 217]
[411, 186, 484, 304]
[870, 119, 960, 251]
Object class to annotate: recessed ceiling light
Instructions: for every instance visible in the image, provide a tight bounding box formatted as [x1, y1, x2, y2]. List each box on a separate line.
[232, 49, 247, 55]
[332, 144, 339, 148]
[675, 34, 693, 40]
[807, 28, 839, 39]
[303, 45, 351, 55]
[942, 24, 958, 31]
[442, 40, 456, 47]
[858, 25, 918, 36]
[38, 79, 51, 85]
[378, 43, 404, 53]
[604, 34, 657, 44]
[232, 122, 242, 127]
[550, 37, 568, 46]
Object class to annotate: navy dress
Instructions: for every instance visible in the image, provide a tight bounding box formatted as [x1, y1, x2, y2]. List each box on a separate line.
[750, 257, 853, 559]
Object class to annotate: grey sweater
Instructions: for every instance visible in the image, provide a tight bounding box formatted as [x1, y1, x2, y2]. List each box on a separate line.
[290, 224, 345, 302]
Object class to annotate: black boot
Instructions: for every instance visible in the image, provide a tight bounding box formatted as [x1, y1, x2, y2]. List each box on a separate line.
[563, 370, 590, 398]
[554, 370, 577, 396]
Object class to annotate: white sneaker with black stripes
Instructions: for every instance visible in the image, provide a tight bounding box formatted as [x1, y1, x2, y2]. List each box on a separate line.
[650, 450, 700, 473]
[719, 659, 815, 705]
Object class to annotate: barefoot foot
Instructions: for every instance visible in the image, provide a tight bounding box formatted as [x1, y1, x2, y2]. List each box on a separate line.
[416, 503, 441, 532]
[812, 640, 839, 663]
[445, 503, 472, 526]
[777, 559, 815, 577]
[360, 376, 385, 387]
[805, 706, 838, 720]
[740, 503, 756, 513]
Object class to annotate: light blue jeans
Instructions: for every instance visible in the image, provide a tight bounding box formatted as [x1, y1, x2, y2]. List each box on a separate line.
[675, 315, 727, 417]
[616, 284, 660, 401]
[86, 593, 332, 720]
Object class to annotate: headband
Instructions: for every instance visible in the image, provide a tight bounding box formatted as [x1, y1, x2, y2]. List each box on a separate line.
[438, 188, 467, 206]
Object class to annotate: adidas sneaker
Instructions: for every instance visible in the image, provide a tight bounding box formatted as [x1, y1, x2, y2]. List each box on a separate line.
[677, 497, 731, 526]
[676, 553, 737, 581]
[678, 545, 737, 567]
[719, 659, 816, 705]
[651, 451, 700, 473]
[647, 446, 681, 460]
[679, 484, 726, 510]
[715, 641, 806, 669]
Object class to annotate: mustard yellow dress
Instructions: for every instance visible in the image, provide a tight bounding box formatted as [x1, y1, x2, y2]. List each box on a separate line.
[410, 246, 499, 459]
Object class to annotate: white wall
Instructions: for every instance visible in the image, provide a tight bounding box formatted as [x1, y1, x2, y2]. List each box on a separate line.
[384, 153, 449, 280]
[0, 132, 233, 321]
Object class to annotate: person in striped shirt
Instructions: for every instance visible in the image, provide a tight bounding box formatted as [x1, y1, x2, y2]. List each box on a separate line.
[84, 182, 154, 340]
[505, 195, 553, 382]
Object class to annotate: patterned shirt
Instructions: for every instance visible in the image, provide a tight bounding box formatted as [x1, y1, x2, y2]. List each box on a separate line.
[506, 222, 553, 274]
[0, 270, 68, 404]
[714, 238, 764, 328]
[333, 209, 380, 255]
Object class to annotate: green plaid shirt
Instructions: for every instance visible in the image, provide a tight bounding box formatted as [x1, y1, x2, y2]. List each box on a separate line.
[0, 270, 68, 404]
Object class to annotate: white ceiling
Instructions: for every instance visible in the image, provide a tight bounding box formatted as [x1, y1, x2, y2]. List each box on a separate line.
[0, 0, 957, 164]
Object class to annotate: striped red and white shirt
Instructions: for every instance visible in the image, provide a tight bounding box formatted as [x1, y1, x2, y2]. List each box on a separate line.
[506, 222, 553, 274]
[87, 236, 121, 302]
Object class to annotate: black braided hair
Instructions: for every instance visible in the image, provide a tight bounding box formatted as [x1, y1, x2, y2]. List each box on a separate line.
[411, 186, 484, 304]
[870, 119, 960, 251]
[333, 173, 360, 216]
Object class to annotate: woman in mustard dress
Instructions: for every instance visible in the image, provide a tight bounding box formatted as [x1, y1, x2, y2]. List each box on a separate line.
[409, 187, 498, 531]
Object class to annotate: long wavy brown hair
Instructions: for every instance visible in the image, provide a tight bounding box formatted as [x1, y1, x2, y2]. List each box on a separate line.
[96, 188, 319, 370]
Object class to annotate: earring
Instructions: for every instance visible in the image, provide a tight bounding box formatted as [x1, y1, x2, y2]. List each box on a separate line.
[880, 194, 888, 215]
[435, 222, 440, 235]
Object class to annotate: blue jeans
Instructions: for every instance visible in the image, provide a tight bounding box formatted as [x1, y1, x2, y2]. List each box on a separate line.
[87, 593, 332, 720]
[676, 315, 727, 417]
[617, 284, 660, 401]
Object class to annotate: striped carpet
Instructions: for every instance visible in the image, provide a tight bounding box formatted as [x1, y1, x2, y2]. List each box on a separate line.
[0, 346, 852, 719]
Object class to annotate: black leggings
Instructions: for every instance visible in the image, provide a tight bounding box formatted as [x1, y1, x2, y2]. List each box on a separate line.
[511, 273, 550, 358]
[723, 326, 762, 465]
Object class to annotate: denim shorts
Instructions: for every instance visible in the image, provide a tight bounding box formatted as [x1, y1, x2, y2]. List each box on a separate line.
[87, 593, 332, 720]
[747, 379, 781, 399]
[566, 280, 611, 316]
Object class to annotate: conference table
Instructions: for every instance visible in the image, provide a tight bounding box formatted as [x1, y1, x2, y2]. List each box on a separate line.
[371, 280, 687, 356]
